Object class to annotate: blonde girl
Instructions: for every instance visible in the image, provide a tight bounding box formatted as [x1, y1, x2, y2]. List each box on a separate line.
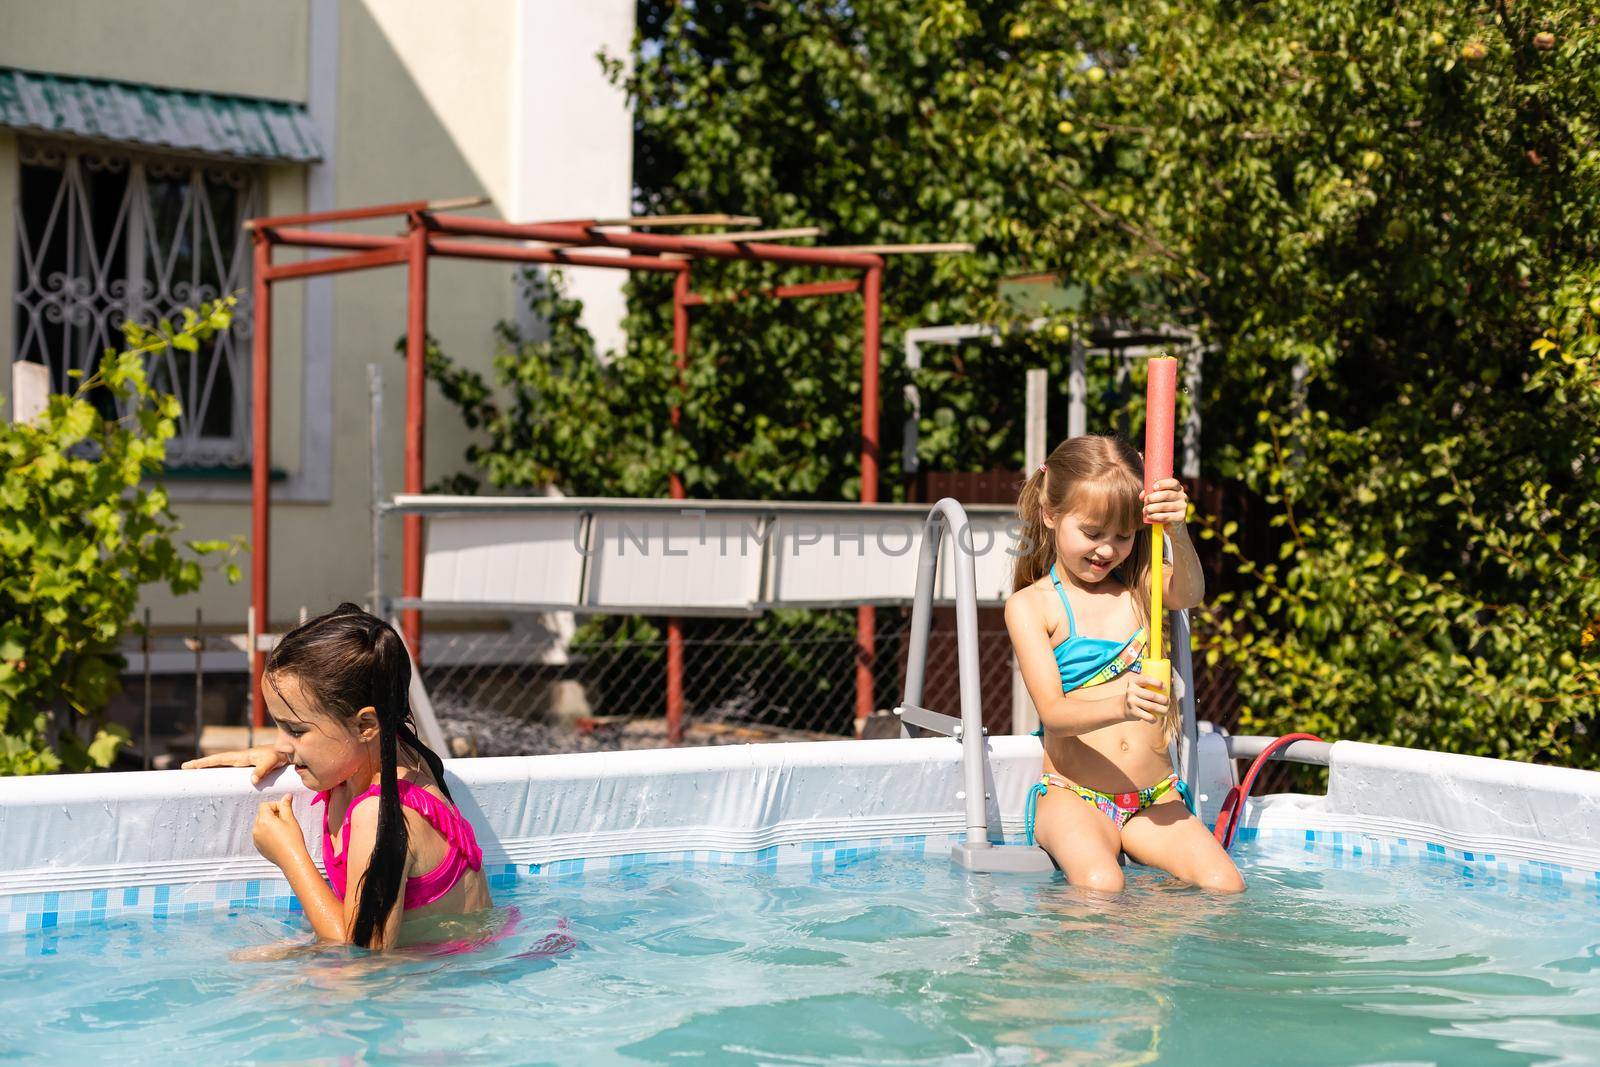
[1004, 435, 1243, 893]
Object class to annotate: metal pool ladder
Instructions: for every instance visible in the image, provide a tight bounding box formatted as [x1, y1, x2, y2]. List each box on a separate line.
[893, 498, 1201, 874]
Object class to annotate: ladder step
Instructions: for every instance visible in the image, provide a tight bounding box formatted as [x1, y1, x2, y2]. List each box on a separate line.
[952, 841, 1056, 874]
[894, 703, 962, 737]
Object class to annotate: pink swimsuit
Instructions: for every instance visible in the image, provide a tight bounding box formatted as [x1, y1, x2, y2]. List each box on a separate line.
[313, 778, 484, 909]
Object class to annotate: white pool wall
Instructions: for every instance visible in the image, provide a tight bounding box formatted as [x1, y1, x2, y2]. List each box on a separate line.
[2, 735, 1597, 934]
[1248, 741, 1600, 879]
[0, 736, 1045, 930]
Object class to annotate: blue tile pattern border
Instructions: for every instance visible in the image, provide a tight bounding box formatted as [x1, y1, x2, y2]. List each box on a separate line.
[1, 833, 999, 936]
[4, 826, 1594, 937]
[1243, 826, 1599, 890]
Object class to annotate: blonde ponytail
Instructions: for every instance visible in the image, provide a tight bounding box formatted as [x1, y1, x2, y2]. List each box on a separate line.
[1012, 465, 1056, 594]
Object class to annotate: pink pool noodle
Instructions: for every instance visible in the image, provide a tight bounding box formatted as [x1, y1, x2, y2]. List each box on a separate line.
[1144, 357, 1177, 494]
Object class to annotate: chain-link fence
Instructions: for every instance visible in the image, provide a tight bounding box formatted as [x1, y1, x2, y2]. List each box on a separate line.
[421, 608, 1019, 756]
[422, 608, 1250, 761]
[114, 606, 1285, 787]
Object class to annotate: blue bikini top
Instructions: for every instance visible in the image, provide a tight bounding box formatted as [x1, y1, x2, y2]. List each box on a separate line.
[1048, 563, 1146, 693]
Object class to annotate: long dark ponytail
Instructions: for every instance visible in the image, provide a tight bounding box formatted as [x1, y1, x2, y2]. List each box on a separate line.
[264, 603, 451, 947]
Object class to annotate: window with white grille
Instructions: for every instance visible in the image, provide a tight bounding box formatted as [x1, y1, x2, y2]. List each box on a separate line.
[12, 140, 260, 467]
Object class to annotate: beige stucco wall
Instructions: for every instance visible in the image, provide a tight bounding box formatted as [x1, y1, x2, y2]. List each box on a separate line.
[135, 0, 524, 632]
[0, 0, 310, 101]
[4, 0, 634, 640]
[362, 0, 516, 209]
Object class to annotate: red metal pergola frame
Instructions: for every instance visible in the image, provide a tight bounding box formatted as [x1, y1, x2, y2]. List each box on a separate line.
[246, 198, 890, 744]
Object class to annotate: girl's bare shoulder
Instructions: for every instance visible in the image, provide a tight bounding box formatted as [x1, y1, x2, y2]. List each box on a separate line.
[1005, 576, 1067, 638]
[1004, 575, 1054, 611]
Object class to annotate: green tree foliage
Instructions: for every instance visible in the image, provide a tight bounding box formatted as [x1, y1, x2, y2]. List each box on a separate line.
[0, 301, 241, 774]
[932, 0, 1600, 767]
[408, 272, 682, 496]
[422, 1, 1082, 503]
[429, 1, 1597, 765]
[606, 2, 1079, 499]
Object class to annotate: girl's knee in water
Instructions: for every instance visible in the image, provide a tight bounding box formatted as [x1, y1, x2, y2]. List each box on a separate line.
[1071, 863, 1126, 895]
[1196, 867, 1247, 894]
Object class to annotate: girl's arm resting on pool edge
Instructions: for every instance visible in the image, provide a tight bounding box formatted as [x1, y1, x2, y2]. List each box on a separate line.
[182, 745, 286, 785]
[1003, 595, 1157, 736]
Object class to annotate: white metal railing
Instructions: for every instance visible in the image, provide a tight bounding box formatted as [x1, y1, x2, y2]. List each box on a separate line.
[380, 494, 1019, 617]
[893, 498, 1053, 872]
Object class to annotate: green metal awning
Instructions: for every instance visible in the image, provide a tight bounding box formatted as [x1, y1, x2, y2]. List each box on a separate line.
[0, 67, 322, 163]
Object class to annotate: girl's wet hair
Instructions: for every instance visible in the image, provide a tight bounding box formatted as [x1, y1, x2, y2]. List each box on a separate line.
[1013, 435, 1154, 631]
[264, 603, 451, 948]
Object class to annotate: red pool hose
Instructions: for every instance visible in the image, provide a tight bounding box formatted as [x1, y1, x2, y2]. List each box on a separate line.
[1213, 732, 1326, 851]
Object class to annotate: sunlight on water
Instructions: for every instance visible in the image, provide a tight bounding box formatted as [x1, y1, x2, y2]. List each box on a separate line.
[3, 842, 1597, 1065]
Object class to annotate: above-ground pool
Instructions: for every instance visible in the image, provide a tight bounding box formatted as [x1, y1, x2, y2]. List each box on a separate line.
[5, 842, 1598, 1064]
[2, 737, 1598, 1064]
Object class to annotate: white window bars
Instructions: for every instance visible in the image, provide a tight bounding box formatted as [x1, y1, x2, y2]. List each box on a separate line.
[11, 139, 260, 466]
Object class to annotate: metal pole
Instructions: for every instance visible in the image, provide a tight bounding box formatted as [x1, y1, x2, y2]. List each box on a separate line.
[402, 218, 429, 659]
[261, 245, 409, 282]
[1172, 608, 1200, 788]
[947, 505, 987, 847]
[669, 268, 690, 498]
[243, 196, 483, 232]
[901, 332, 922, 503]
[426, 214, 885, 271]
[899, 500, 986, 846]
[245, 605, 255, 748]
[426, 238, 686, 274]
[1068, 338, 1087, 438]
[249, 234, 271, 727]
[141, 607, 152, 770]
[861, 266, 881, 501]
[369, 362, 385, 617]
[856, 266, 882, 735]
[1024, 369, 1049, 471]
[1014, 369, 1048, 735]
[193, 607, 203, 760]
[666, 267, 690, 745]
[898, 517, 941, 720]
[1182, 346, 1203, 480]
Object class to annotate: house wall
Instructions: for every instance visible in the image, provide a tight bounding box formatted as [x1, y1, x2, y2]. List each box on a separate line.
[0, 1, 311, 101]
[1, 0, 636, 635]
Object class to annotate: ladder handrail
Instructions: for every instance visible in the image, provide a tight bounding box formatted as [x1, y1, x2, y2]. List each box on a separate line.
[1172, 606, 1198, 789]
[898, 498, 988, 847]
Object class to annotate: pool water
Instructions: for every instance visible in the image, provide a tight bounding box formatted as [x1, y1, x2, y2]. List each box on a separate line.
[3, 841, 1598, 1065]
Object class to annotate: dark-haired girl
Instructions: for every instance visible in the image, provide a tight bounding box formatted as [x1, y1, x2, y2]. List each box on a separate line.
[185, 604, 491, 948]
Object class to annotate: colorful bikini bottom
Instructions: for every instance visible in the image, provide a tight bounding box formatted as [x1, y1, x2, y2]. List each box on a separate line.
[1025, 772, 1195, 843]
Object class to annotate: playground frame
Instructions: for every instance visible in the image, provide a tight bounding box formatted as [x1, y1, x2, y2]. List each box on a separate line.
[244, 197, 965, 741]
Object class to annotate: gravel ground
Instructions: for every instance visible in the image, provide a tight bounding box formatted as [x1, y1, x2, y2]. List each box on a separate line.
[432, 694, 845, 757]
